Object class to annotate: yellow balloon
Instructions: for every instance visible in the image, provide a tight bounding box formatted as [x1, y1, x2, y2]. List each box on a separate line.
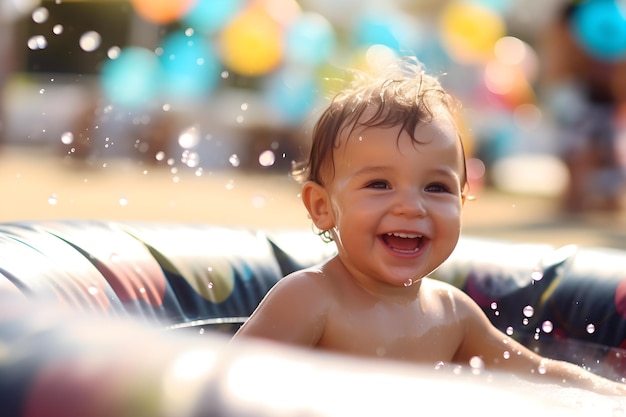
[440, 1, 505, 64]
[218, 7, 283, 76]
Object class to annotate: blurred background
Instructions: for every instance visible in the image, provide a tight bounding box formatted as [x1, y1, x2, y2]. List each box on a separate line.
[0, 0, 625, 249]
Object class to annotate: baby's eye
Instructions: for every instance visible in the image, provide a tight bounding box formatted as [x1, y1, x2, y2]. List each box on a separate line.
[425, 183, 450, 193]
[366, 180, 390, 189]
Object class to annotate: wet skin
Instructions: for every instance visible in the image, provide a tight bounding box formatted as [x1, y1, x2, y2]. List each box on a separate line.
[233, 118, 626, 396]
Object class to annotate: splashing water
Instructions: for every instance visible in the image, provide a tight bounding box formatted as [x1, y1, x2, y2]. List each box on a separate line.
[258, 150, 275, 167]
[506, 326, 514, 336]
[531, 269, 543, 282]
[61, 132, 74, 145]
[586, 323, 596, 334]
[469, 356, 485, 375]
[229, 154, 240, 167]
[541, 320, 553, 334]
[178, 126, 200, 149]
[32, 7, 49, 23]
[79, 31, 102, 52]
[522, 305, 534, 318]
[28, 35, 47, 50]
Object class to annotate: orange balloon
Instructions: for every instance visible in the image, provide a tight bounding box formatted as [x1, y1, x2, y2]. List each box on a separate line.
[131, 0, 196, 24]
[218, 6, 283, 76]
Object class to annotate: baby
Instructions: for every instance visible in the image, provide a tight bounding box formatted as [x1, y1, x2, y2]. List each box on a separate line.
[232, 56, 626, 396]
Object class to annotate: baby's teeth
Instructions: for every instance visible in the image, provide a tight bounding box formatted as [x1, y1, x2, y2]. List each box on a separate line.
[389, 232, 421, 239]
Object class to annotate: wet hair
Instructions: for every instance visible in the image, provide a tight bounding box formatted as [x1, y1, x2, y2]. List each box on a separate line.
[292, 55, 469, 242]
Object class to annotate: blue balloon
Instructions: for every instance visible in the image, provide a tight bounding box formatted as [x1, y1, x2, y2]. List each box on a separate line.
[570, 0, 626, 61]
[353, 11, 421, 54]
[285, 12, 336, 67]
[100, 47, 161, 108]
[159, 31, 221, 101]
[267, 69, 318, 125]
[182, 0, 244, 34]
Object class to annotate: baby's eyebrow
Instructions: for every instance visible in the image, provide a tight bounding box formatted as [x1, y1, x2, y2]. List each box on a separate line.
[351, 165, 393, 177]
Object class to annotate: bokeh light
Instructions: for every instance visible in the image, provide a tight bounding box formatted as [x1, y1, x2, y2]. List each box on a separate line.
[266, 67, 318, 124]
[100, 47, 161, 108]
[159, 30, 221, 101]
[284, 12, 335, 67]
[570, 0, 626, 61]
[182, 0, 244, 34]
[217, 6, 283, 76]
[353, 9, 421, 54]
[439, 1, 506, 64]
[130, 0, 196, 24]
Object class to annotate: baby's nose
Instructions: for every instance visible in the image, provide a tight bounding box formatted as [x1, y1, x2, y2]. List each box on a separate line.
[392, 191, 427, 217]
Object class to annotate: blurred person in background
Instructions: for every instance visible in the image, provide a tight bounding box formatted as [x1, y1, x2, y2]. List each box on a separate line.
[540, 0, 626, 214]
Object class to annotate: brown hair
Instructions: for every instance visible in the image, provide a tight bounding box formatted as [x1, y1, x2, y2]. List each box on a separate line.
[292, 56, 468, 189]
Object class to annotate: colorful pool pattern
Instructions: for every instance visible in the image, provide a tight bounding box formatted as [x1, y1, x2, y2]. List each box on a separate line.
[0, 220, 625, 377]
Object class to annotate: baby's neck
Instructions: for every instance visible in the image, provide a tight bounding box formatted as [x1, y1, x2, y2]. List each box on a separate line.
[326, 256, 423, 303]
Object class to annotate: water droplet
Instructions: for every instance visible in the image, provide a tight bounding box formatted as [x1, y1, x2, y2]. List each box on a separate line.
[32, 7, 49, 23]
[236, 115, 244, 124]
[79, 31, 101, 52]
[503, 351, 510, 359]
[490, 302, 498, 310]
[469, 356, 485, 374]
[522, 318, 529, 326]
[194, 167, 203, 177]
[434, 361, 445, 370]
[228, 154, 240, 167]
[541, 320, 553, 333]
[241, 103, 249, 111]
[107, 46, 120, 59]
[26, 35, 48, 51]
[52, 24, 63, 35]
[48, 194, 58, 205]
[505, 326, 514, 336]
[225, 180, 235, 190]
[538, 360, 548, 375]
[403, 278, 413, 287]
[155, 151, 165, 162]
[199, 328, 205, 335]
[182, 151, 200, 168]
[221, 71, 230, 79]
[118, 197, 128, 206]
[586, 323, 595, 334]
[522, 305, 534, 318]
[178, 126, 200, 149]
[207, 282, 214, 289]
[531, 269, 543, 282]
[258, 150, 275, 167]
[88, 286, 99, 296]
[61, 131, 74, 145]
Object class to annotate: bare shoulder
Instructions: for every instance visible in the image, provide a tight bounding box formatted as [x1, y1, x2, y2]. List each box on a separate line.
[421, 277, 476, 306]
[231, 264, 336, 346]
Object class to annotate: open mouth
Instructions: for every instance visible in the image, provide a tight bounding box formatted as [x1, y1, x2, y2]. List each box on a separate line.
[381, 232, 425, 253]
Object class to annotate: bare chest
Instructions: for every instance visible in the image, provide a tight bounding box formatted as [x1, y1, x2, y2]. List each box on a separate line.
[318, 299, 464, 364]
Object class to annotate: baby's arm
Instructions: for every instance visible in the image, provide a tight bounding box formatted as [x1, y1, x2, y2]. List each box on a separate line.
[231, 269, 329, 347]
[451, 286, 626, 396]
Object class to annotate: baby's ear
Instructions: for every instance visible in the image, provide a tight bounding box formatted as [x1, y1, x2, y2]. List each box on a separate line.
[301, 181, 335, 231]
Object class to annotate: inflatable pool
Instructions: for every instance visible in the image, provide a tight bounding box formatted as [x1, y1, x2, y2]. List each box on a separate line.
[0, 220, 625, 415]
